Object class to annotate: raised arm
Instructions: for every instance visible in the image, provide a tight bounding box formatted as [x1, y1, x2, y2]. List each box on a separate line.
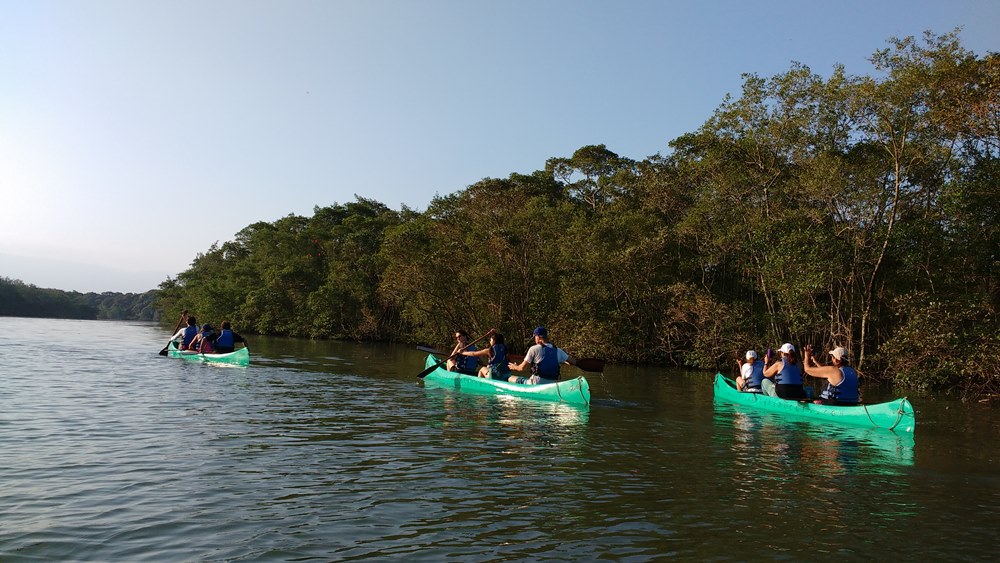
[802, 347, 842, 384]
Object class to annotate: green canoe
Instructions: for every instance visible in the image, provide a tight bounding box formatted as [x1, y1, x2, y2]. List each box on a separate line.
[420, 354, 590, 407]
[713, 373, 915, 434]
[167, 341, 250, 366]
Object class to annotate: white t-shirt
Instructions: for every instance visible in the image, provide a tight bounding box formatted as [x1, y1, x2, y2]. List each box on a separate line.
[522, 343, 569, 385]
[523, 343, 569, 365]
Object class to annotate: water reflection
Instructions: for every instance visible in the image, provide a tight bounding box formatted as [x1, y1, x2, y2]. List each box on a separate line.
[7, 319, 1000, 560]
[421, 388, 590, 430]
[712, 400, 921, 549]
[713, 401, 915, 476]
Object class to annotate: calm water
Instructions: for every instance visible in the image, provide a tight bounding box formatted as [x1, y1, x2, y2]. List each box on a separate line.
[1, 318, 997, 561]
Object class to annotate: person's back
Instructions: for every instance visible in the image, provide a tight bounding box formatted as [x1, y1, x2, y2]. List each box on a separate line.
[508, 327, 573, 385]
[177, 316, 199, 350]
[192, 324, 215, 353]
[777, 357, 803, 386]
[198, 325, 217, 353]
[763, 343, 807, 399]
[528, 343, 562, 380]
[820, 365, 859, 405]
[776, 356, 807, 399]
[214, 321, 244, 353]
[741, 359, 765, 393]
[486, 339, 509, 380]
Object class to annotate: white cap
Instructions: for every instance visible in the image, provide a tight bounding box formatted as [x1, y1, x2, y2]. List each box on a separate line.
[778, 343, 795, 354]
[745, 350, 757, 360]
[829, 347, 848, 361]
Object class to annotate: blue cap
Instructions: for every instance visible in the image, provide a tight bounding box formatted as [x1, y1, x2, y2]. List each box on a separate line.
[532, 326, 547, 337]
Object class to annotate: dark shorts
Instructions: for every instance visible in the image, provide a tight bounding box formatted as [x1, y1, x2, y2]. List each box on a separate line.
[776, 384, 807, 400]
[450, 366, 478, 376]
[487, 364, 510, 380]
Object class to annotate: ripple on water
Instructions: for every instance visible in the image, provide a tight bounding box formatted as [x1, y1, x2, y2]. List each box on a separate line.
[1, 319, 998, 561]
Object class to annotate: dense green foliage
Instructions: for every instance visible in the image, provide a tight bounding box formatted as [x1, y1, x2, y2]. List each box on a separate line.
[157, 32, 999, 397]
[0, 277, 159, 320]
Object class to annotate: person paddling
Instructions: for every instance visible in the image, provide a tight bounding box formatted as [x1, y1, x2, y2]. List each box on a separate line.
[761, 343, 807, 399]
[171, 316, 200, 350]
[191, 323, 217, 354]
[508, 326, 576, 385]
[803, 345, 860, 405]
[459, 332, 510, 380]
[736, 350, 765, 393]
[213, 321, 246, 353]
[446, 330, 480, 375]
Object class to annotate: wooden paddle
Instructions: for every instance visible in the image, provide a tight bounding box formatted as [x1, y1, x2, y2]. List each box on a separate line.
[416, 329, 495, 378]
[158, 309, 188, 356]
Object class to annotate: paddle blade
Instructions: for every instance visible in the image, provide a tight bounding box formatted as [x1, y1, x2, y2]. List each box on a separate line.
[158, 348, 168, 356]
[416, 345, 446, 355]
[417, 359, 446, 379]
[574, 358, 606, 373]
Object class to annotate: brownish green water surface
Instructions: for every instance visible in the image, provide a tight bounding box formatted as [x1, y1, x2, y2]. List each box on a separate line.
[1, 317, 996, 560]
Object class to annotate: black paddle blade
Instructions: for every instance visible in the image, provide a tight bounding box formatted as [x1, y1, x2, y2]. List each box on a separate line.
[158, 348, 169, 356]
[574, 358, 606, 373]
[417, 359, 447, 379]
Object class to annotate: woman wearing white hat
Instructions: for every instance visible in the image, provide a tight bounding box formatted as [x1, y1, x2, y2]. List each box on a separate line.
[802, 345, 860, 405]
[761, 343, 807, 399]
[735, 350, 765, 393]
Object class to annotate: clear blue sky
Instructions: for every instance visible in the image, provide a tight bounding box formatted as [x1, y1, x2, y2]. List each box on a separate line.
[2, 0, 998, 293]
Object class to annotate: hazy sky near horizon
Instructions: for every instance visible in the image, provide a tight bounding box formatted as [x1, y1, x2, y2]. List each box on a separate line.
[2, 0, 998, 293]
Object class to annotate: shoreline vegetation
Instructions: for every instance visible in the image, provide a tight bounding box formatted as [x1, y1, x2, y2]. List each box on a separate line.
[8, 32, 998, 399]
[0, 277, 158, 321]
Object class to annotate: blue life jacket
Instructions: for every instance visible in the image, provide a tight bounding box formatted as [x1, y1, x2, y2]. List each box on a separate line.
[488, 343, 508, 370]
[460, 345, 479, 372]
[215, 329, 236, 349]
[181, 326, 199, 348]
[532, 344, 561, 379]
[777, 358, 803, 385]
[744, 360, 765, 392]
[821, 366, 859, 403]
